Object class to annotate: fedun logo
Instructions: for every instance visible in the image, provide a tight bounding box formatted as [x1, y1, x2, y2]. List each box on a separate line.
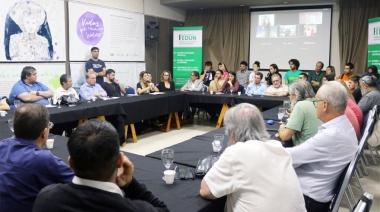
[179, 34, 197, 40]
[374, 27, 380, 36]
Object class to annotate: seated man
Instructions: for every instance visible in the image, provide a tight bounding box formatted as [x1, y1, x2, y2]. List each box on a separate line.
[52, 74, 79, 104]
[298, 73, 308, 81]
[101, 69, 126, 97]
[0, 104, 74, 211]
[200, 103, 306, 212]
[9, 66, 53, 109]
[33, 120, 169, 212]
[246, 72, 267, 95]
[51, 74, 79, 136]
[265, 74, 289, 96]
[79, 73, 107, 101]
[287, 81, 358, 212]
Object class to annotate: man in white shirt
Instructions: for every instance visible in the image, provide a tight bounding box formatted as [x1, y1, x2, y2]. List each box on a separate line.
[246, 72, 267, 95]
[52, 74, 79, 104]
[200, 103, 306, 212]
[265, 74, 289, 96]
[287, 81, 358, 212]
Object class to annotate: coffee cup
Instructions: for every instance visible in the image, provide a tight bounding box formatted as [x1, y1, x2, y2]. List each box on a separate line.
[0, 111, 6, 117]
[46, 139, 54, 149]
[164, 170, 176, 184]
[238, 91, 241, 96]
[210, 91, 214, 94]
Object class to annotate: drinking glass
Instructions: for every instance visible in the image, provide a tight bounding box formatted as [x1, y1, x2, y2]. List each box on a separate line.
[213, 134, 224, 153]
[278, 107, 285, 124]
[14, 100, 21, 108]
[7, 119, 14, 132]
[230, 88, 233, 95]
[261, 90, 265, 97]
[283, 100, 291, 117]
[161, 149, 174, 170]
[57, 97, 62, 108]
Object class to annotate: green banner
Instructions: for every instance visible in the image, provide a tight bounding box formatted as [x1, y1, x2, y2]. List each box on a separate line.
[173, 26, 203, 89]
[368, 17, 380, 69]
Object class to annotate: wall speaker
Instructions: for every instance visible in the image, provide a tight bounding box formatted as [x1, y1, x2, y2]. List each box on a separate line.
[146, 21, 159, 41]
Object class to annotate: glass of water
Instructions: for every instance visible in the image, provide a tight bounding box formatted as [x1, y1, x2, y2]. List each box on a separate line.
[278, 107, 285, 124]
[8, 119, 14, 132]
[161, 149, 174, 170]
[14, 100, 21, 108]
[57, 97, 62, 108]
[213, 134, 224, 153]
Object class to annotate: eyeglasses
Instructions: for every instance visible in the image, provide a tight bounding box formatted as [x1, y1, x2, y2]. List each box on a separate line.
[312, 99, 324, 107]
[47, 122, 54, 129]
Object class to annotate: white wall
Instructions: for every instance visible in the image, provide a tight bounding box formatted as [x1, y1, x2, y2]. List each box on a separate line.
[72, 0, 186, 21]
[330, 3, 340, 72]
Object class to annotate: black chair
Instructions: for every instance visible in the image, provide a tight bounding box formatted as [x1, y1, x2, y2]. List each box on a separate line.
[352, 192, 373, 212]
[330, 106, 377, 212]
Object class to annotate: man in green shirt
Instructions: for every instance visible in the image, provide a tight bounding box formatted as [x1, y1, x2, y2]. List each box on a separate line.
[308, 61, 326, 93]
[284, 59, 302, 85]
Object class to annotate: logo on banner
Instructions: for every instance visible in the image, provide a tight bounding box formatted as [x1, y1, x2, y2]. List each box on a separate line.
[77, 12, 104, 45]
[374, 27, 380, 36]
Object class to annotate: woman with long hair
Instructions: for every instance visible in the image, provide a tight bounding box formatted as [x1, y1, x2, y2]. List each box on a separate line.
[218, 62, 229, 80]
[137, 71, 159, 94]
[219, 71, 240, 93]
[157, 70, 175, 92]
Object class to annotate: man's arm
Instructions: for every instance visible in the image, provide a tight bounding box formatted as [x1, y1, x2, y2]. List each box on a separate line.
[277, 124, 296, 141]
[200, 179, 216, 199]
[17, 92, 44, 103]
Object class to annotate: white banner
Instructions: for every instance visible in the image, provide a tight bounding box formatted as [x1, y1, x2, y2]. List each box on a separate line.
[68, 1, 145, 61]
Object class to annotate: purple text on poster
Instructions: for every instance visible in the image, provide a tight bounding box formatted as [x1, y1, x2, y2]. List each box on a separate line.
[76, 12, 104, 45]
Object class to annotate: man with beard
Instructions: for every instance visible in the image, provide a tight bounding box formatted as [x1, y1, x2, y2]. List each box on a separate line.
[86, 47, 107, 84]
[308, 61, 326, 93]
[101, 69, 126, 97]
[236, 61, 250, 88]
[265, 74, 289, 96]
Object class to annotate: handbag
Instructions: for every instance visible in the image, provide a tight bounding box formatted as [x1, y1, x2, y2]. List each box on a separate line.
[194, 155, 219, 178]
[61, 95, 81, 106]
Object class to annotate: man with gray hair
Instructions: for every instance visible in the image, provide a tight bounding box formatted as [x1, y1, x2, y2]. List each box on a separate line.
[265, 74, 289, 96]
[200, 103, 306, 212]
[277, 80, 322, 146]
[287, 81, 358, 212]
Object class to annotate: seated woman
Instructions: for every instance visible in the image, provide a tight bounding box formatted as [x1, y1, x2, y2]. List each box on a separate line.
[325, 65, 336, 78]
[219, 71, 240, 94]
[265, 63, 282, 86]
[358, 75, 380, 118]
[208, 70, 225, 92]
[157, 70, 175, 92]
[180, 71, 203, 91]
[277, 80, 322, 146]
[0, 98, 10, 111]
[218, 62, 229, 81]
[137, 71, 159, 94]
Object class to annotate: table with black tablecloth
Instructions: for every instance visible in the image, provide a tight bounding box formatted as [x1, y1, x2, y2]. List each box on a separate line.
[47, 136, 224, 212]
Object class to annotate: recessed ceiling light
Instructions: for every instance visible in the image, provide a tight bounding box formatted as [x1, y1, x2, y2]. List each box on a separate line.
[284, 1, 288, 3]
[240, 5, 244, 6]
[200, 8, 204, 10]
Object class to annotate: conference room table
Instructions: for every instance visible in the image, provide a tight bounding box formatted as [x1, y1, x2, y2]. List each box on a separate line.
[49, 136, 224, 212]
[146, 122, 283, 168]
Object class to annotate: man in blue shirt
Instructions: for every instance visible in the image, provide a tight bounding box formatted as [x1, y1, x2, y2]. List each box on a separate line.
[246, 72, 267, 95]
[9, 66, 53, 109]
[0, 104, 74, 212]
[79, 73, 107, 101]
[85, 47, 106, 84]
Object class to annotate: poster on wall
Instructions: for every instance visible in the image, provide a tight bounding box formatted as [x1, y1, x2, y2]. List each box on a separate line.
[0, 0, 66, 61]
[173, 26, 203, 89]
[68, 1, 145, 61]
[368, 17, 380, 69]
[0, 63, 66, 97]
[70, 62, 145, 91]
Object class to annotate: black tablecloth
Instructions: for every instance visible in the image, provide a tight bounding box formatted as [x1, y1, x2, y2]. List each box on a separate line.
[45, 136, 223, 212]
[185, 92, 235, 105]
[146, 122, 283, 168]
[234, 95, 288, 108]
[119, 92, 187, 124]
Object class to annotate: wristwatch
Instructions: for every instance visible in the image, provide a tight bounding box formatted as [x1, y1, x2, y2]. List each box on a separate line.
[36, 91, 40, 96]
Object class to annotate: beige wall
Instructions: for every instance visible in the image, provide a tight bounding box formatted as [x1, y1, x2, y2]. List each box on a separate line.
[72, 0, 186, 21]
